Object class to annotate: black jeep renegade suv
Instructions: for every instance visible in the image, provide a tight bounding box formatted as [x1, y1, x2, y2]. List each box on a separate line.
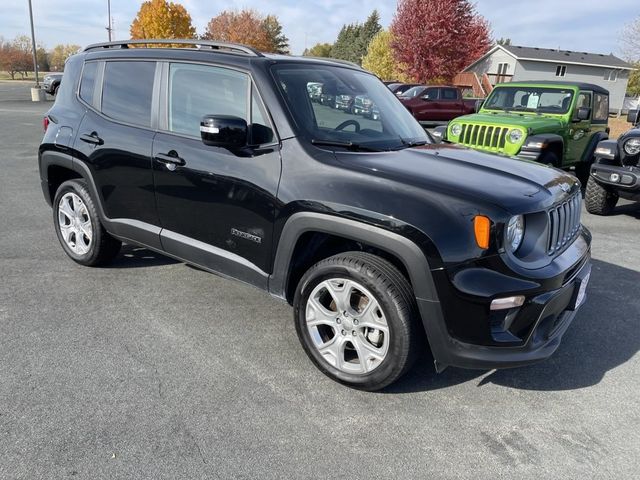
[39, 40, 592, 390]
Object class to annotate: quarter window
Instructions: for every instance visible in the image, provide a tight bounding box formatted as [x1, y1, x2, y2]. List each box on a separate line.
[168, 63, 248, 137]
[79, 61, 99, 106]
[250, 85, 274, 145]
[101, 61, 156, 127]
[555, 65, 567, 77]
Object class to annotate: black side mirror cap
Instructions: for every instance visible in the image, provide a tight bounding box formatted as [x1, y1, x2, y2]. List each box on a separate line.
[200, 115, 248, 150]
[575, 107, 591, 122]
[627, 109, 639, 126]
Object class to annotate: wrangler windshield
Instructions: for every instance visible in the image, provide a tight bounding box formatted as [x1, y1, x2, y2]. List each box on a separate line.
[484, 86, 575, 114]
[271, 64, 429, 151]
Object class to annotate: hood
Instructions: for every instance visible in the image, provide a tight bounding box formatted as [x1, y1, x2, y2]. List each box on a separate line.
[334, 143, 579, 214]
[453, 112, 565, 133]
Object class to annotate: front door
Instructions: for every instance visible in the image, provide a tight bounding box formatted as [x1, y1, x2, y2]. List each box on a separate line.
[152, 62, 281, 288]
[566, 90, 592, 164]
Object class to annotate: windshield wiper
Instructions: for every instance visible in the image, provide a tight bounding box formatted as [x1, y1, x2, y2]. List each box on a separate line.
[394, 138, 429, 150]
[310, 139, 382, 152]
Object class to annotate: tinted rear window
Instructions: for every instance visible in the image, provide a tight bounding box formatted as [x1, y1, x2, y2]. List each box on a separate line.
[79, 62, 99, 105]
[101, 61, 155, 127]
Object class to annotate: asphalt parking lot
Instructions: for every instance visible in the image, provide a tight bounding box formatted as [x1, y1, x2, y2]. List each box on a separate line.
[0, 81, 639, 479]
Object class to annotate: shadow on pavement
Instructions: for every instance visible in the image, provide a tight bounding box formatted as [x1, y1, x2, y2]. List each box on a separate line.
[106, 244, 178, 268]
[385, 258, 640, 393]
[610, 202, 640, 219]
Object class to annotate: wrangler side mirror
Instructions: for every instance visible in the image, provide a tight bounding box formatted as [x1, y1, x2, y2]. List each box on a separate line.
[627, 109, 639, 126]
[575, 107, 591, 122]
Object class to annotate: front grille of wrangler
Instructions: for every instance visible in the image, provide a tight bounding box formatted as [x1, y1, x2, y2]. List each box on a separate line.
[458, 124, 508, 153]
[547, 193, 582, 255]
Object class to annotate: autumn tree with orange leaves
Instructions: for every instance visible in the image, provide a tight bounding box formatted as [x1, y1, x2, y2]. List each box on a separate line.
[130, 0, 196, 41]
[391, 0, 492, 83]
[203, 9, 288, 53]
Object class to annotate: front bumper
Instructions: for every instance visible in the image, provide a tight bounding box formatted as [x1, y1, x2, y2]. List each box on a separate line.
[419, 232, 592, 371]
[591, 164, 640, 192]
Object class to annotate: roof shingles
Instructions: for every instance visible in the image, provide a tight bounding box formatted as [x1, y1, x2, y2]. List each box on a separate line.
[501, 45, 632, 69]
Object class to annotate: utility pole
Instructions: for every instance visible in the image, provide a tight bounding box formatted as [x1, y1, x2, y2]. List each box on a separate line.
[27, 0, 40, 86]
[106, 0, 113, 41]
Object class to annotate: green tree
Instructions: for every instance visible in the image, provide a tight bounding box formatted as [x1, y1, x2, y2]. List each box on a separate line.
[497, 37, 511, 46]
[130, 0, 196, 41]
[263, 15, 289, 54]
[628, 62, 640, 97]
[303, 43, 333, 58]
[331, 10, 382, 65]
[362, 30, 408, 81]
[36, 46, 49, 71]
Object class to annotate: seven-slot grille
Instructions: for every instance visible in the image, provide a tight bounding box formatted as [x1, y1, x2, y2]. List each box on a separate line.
[547, 193, 582, 255]
[457, 124, 509, 152]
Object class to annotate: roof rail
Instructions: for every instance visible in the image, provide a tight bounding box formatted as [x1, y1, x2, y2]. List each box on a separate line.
[300, 56, 363, 69]
[82, 39, 264, 57]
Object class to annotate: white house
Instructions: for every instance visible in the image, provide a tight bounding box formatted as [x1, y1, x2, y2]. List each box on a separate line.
[463, 44, 634, 112]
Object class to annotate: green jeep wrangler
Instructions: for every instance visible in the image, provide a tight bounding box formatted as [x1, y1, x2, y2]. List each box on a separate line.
[443, 81, 610, 184]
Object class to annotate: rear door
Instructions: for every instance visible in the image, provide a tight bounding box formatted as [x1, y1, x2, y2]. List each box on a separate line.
[73, 59, 161, 248]
[439, 87, 462, 120]
[151, 62, 281, 288]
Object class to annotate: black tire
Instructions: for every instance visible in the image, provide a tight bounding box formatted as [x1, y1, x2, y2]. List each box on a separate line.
[584, 176, 618, 216]
[574, 162, 591, 188]
[53, 179, 121, 266]
[293, 251, 421, 391]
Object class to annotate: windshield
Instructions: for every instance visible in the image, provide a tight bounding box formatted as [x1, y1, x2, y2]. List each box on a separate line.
[400, 86, 426, 98]
[272, 64, 429, 151]
[483, 86, 575, 114]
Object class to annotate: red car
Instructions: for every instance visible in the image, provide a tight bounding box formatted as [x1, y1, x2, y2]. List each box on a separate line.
[399, 86, 478, 124]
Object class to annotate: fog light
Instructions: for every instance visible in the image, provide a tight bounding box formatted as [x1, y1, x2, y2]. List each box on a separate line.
[490, 295, 525, 311]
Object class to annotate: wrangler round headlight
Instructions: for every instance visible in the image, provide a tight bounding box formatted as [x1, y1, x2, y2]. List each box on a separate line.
[623, 138, 640, 156]
[507, 129, 523, 144]
[506, 215, 524, 252]
[450, 123, 462, 137]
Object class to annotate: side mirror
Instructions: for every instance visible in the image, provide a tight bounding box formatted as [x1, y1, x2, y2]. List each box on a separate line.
[627, 109, 639, 126]
[200, 115, 248, 150]
[575, 107, 591, 121]
[475, 99, 484, 113]
[431, 126, 447, 143]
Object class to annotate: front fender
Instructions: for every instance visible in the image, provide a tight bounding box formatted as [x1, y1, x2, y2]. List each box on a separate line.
[518, 133, 564, 161]
[268, 212, 439, 303]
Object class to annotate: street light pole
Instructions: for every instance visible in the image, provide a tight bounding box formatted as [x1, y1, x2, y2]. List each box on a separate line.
[27, 0, 40, 86]
[107, 0, 113, 41]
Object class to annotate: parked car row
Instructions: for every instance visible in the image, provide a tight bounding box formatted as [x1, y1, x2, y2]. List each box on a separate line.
[307, 83, 381, 121]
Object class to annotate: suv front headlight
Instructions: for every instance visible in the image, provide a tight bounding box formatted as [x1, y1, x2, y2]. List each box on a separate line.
[623, 138, 640, 155]
[506, 215, 524, 252]
[507, 129, 523, 144]
[450, 123, 462, 137]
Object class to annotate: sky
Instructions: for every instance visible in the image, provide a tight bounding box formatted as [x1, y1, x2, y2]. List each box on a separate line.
[0, 0, 637, 58]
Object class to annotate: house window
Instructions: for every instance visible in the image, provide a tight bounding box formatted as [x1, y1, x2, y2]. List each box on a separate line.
[497, 63, 509, 75]
[555, 65, 567, 77]
[604, 70, 618, 82]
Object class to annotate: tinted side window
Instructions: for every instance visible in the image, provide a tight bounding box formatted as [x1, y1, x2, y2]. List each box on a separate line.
[441, 88, 458, 100]
[593, 93, 609, 122]
[169, 63, 248, 137]
[79, 61, 99, 105]
[101, 61, 155, 127]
